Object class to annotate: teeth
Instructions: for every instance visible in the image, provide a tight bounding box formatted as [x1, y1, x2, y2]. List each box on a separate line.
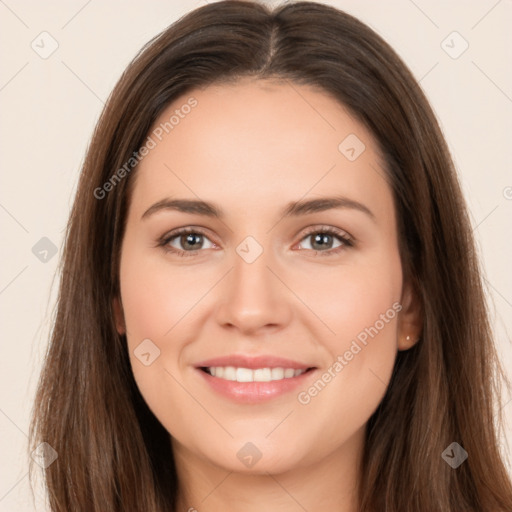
[254, 368, 272, 381]
[236, 368, 253, 382]
[205, 366, 307, 382]
[271, 368, 284, 380]
[284, 368, 295, 378]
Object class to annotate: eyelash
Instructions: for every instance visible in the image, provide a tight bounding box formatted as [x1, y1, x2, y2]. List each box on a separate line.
[157, 225, 354, 258]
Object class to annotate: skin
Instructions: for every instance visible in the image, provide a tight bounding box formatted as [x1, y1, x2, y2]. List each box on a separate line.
[113, 78, 422, 512]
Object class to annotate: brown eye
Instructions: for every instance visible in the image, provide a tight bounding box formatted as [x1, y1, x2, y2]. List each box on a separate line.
[297, 227, 353, 256]
[159, 228, 215, 257]
[176, 233, 205, 250]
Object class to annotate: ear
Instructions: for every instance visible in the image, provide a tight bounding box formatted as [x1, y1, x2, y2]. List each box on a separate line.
[397, 279, 422, 351]
[113, 296, 126, 335]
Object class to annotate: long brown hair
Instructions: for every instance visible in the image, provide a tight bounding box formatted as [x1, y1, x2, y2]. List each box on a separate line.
[29, 1, 512, 510]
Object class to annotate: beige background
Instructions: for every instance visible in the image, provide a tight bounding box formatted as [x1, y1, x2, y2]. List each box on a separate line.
[1, 0, 511, 509]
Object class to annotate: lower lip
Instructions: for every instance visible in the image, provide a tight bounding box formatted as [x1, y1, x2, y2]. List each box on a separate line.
[196, 368, 316, 403]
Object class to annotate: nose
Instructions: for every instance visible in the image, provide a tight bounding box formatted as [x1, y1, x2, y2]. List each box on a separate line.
[215, 244, 293, 336]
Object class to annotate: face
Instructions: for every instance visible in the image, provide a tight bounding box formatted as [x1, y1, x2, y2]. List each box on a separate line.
[114, 78, 421, 475]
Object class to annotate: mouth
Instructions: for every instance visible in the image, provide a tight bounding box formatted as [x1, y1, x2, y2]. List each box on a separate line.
[194, 355, 318, 403]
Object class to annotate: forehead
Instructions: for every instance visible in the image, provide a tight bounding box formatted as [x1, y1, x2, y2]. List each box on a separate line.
[129, 78, 392, 221]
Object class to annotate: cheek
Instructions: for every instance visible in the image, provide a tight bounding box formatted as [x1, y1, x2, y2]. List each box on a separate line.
[293, 252, 402, 444]
[119, 251, 204, 342]
[298, 250, 402, 351]
[118, 248, 222, 417]
[118, 250, 186, 401]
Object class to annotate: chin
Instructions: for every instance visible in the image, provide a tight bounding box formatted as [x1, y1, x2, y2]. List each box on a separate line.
[201, 441, 307, 476]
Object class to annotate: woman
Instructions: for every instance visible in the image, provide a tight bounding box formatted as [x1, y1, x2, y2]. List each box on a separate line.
[29, 1, 512, 510]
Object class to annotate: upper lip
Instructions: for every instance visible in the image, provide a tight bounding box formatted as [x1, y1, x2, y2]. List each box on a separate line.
[195, 354, 315, 370]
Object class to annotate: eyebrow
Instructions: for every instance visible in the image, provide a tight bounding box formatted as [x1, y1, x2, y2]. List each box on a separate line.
[141, 195, 376, 222]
